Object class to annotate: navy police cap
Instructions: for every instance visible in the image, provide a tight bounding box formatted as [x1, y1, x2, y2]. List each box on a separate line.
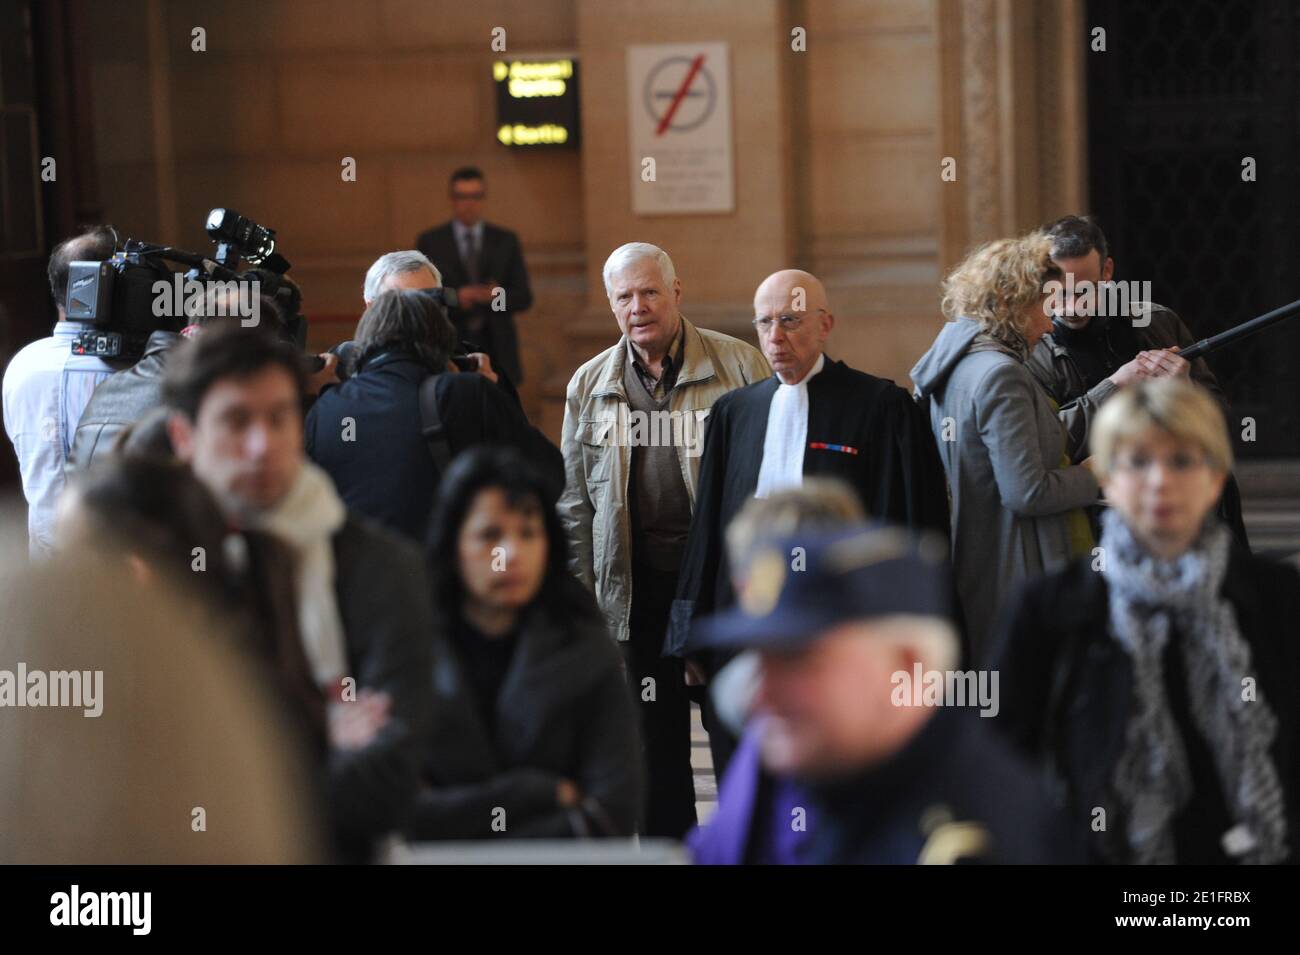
[694, 523, 952, 651]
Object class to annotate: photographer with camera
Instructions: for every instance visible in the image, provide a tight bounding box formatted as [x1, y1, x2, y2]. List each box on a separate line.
[305, 289, 563, 545]
[3, 226, 123, 556]
[356, 249, 524, 402]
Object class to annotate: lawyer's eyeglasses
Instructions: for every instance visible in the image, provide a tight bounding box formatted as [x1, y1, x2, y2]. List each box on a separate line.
[752, 309, 824, 335]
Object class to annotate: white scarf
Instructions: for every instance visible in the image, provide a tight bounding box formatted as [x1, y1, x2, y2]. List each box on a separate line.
[755, 353, 825, 499]
[245, 461, 350, 688]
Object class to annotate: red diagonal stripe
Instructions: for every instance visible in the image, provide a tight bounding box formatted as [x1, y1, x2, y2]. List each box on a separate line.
[655, 53, 706, 136]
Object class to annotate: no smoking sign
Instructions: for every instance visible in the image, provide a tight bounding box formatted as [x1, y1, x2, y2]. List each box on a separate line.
[644, 54, 718, 135]
[627, 42, 734, 214]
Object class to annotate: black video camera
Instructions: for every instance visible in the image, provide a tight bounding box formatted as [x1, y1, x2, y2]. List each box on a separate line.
[66, 252, 178, 359]
[65, 209, 303, 360]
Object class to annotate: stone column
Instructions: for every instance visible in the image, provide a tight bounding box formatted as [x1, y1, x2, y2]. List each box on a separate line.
[935, 0, 1087, 272]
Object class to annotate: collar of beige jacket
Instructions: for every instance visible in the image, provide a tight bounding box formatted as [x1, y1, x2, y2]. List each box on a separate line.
[594, 315, 716, 399]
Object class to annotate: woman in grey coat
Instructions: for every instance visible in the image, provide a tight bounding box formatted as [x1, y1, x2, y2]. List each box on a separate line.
[910, 232, 1099, 664]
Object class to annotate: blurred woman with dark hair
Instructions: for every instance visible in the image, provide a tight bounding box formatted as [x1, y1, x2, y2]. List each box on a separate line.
[306, 290, 561, 544]
[403, 445, 641, 840]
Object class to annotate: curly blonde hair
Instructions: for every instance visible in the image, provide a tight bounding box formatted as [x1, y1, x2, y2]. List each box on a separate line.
[940, 232, 1061, 339]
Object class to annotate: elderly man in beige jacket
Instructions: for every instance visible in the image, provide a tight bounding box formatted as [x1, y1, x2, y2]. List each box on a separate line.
[559, 241, 769, 838]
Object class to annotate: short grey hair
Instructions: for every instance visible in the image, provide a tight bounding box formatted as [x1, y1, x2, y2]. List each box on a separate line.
[602, 242, 676, 299]
[363, 250, 441, 304]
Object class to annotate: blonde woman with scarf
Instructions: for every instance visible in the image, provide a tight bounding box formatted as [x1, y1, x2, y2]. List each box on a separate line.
[995, 378, 1299, 864]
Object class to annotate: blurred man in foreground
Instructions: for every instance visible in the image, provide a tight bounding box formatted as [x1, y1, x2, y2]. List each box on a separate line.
[163, 325, 433, 860]
[690, 524, 1076, 864]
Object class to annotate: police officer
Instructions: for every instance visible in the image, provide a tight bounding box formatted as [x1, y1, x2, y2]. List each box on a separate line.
[688, 524, 1081, 864]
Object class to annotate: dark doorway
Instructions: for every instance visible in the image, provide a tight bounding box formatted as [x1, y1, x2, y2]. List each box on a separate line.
[1086, 0, 1300, 458]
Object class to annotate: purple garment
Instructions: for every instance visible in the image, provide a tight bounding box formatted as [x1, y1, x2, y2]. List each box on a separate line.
[688, 725, 811, 865]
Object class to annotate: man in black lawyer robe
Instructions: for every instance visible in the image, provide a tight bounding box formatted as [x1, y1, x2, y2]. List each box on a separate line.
[665, 270, 951, 775]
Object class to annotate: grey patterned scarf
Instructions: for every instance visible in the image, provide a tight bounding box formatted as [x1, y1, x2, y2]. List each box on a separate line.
[1099, 508, 1287, 864]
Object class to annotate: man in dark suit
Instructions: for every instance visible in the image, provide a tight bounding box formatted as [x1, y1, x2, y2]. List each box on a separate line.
[415, 167, 533, 384]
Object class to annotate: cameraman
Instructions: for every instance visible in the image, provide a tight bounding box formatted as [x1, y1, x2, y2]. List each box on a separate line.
[69, 287, 277, 470]
[3, 226, 122, 555]
[71, 277, 337, 471]
[305, 289, 563, 544]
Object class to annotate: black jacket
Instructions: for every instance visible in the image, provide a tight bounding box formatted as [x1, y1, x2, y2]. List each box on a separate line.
[416, 221, 533, 384]
[1027, 305, 1249, 550]
[69, 330, 180, 469]
[992, 544, 1300, 864]
[802, 709, 1082, 864]
[667, 357, 952, 660]
[325, 513, 436, 860]
[402, 588, 642, 840]
[304, 353, 563, 544]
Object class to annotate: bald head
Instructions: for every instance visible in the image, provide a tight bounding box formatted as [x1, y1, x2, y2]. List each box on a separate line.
[753, 269, 835, 384]
[754, 269, 830, 316]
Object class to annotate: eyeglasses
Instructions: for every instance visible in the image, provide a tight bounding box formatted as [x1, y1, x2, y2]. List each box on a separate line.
[752, 310, 823, 335]
[1111, 451, 1210, 477]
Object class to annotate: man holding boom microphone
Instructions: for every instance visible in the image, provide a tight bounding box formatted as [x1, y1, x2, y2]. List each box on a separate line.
[1027, 215, 1250, 548]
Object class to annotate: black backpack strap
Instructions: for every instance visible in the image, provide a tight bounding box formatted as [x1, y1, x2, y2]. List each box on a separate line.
[418, 374, 453, 472]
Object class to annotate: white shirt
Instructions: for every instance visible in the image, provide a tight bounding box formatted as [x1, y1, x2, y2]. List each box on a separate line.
[754, 353, 825, 499]
[2, 323, 118, 555]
